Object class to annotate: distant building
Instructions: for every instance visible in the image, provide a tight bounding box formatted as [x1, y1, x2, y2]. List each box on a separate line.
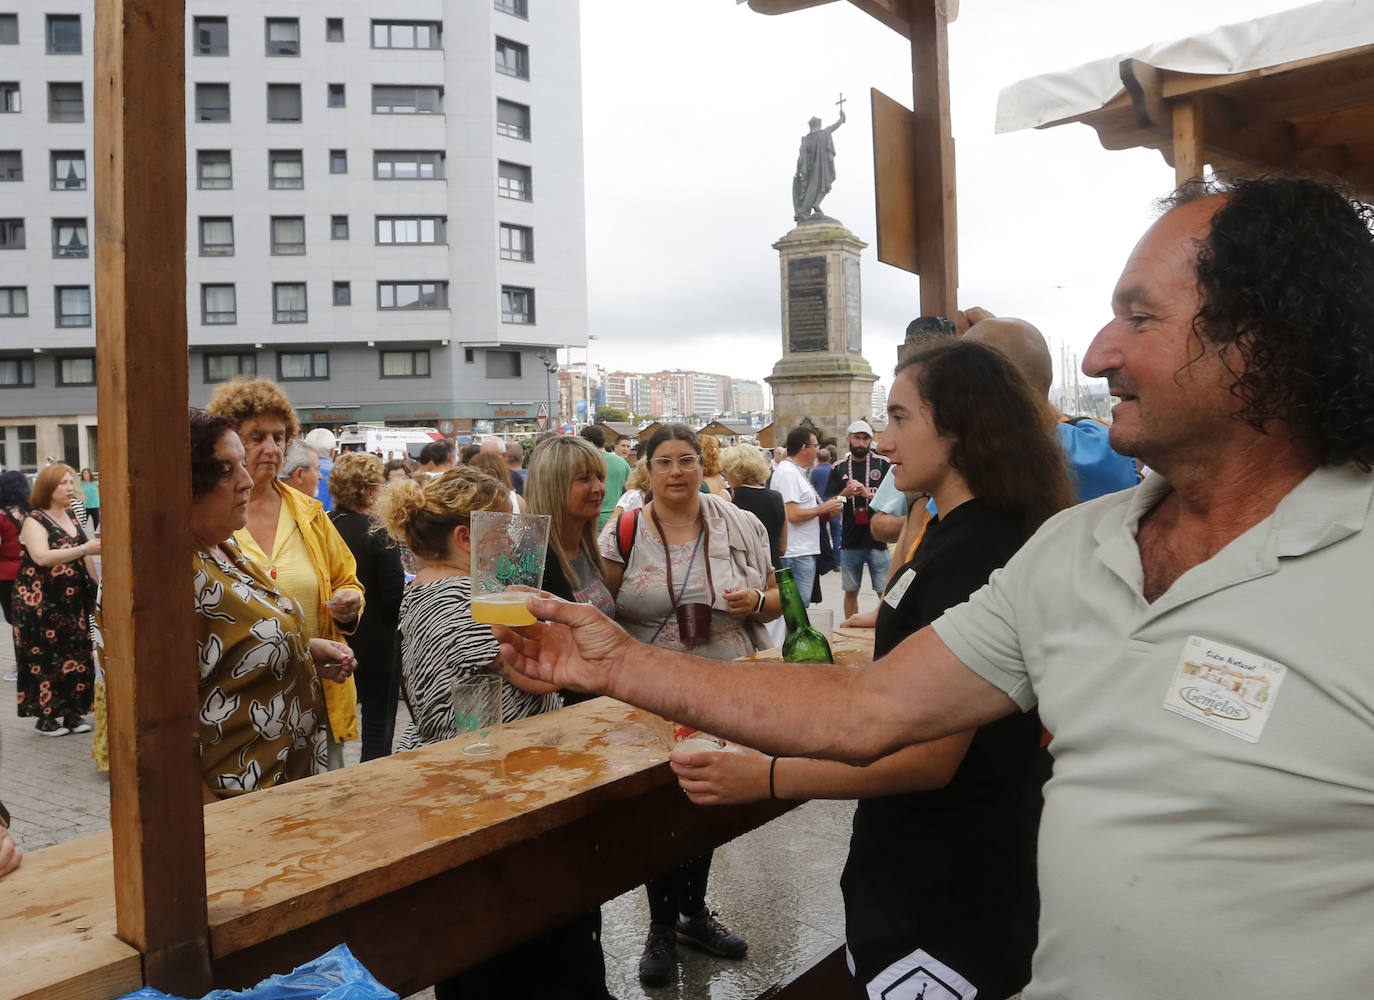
[0, 0, 587, 469]
[871, 382, 888, 419]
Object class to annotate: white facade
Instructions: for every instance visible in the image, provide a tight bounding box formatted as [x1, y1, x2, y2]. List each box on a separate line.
[0, 0, 588, 468]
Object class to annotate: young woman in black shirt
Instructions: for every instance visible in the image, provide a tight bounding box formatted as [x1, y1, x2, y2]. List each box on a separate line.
[672, 340, 1075, 999]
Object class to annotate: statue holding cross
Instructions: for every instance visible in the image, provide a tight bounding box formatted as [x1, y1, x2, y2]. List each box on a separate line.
[791, 94, 847, 224]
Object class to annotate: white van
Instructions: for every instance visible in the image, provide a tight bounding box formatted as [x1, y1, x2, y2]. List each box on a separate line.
[336, 424, 445, 460]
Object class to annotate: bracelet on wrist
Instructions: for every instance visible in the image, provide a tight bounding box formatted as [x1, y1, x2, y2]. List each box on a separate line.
[753, 589, 766, 614]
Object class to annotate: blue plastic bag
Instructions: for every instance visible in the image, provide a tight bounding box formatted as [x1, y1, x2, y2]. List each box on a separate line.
[117, 944, 398, 1000]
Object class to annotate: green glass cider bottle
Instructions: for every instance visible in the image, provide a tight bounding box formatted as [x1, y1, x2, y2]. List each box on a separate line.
[775, 567, 834, 664]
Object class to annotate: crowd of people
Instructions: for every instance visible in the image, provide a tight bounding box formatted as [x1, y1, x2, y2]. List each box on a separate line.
[7, 174, 1371, 999]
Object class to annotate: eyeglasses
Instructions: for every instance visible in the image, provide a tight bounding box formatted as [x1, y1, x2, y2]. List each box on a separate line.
[649, 455, 703, 472]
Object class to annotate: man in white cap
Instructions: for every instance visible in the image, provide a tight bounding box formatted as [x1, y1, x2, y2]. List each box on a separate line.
[303, 427, 337, 512]
[826, 420, 890, 619]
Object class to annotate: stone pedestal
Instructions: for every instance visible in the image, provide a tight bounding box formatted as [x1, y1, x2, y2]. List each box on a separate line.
[765, 221, 878, 444]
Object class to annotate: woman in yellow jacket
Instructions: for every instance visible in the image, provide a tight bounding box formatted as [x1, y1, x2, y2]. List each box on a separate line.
[208, 378, 365, 769]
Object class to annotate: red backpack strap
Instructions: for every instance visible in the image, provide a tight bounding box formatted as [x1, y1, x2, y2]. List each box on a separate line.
[616, 508, 640, 562]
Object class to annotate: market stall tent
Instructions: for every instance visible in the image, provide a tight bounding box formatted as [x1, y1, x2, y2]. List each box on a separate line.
[995, 0, 1374, 196]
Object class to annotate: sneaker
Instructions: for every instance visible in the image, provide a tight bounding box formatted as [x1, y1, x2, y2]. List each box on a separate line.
[676, 910, 747, 960]
[638, 925, 677, 987]
[67, 718, 92, 734]
[35, 718, 70, 737]
[2, 671, 15, 682]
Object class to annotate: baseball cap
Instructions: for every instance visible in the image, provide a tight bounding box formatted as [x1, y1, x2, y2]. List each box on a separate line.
[846, 420, 875, 437]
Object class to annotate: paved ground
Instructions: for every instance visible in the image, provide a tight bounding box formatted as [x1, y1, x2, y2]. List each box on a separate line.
[1, 569, 878, 999]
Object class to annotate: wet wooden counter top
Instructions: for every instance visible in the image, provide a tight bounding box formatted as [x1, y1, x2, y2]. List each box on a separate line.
[3, 630, 876, 1000]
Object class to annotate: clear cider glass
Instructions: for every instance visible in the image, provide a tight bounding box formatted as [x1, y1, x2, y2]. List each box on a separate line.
[469, 510, 551, 626]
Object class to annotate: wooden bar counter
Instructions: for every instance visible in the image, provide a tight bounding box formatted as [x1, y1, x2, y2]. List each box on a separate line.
[2, 631, 874, 1000]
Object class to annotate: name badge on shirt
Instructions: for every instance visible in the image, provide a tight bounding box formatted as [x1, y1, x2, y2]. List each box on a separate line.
[1161, 635, 1288, 743]
[883, 567, 916, 608]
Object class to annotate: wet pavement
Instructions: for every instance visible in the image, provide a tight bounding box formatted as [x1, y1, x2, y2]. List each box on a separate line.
[1, 570, 874, 998]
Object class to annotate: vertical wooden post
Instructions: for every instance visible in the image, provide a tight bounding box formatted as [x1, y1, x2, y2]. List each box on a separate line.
[94, 1, 210, 992]
[1173, 97, 1205, 185]
[909, 0, 958, 318]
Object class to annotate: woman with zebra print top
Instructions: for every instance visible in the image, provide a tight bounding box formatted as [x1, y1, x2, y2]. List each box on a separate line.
[375, 464, 613, 1000]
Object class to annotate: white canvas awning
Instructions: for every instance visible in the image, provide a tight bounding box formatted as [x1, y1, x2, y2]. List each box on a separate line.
[994, 1, 1374, 197]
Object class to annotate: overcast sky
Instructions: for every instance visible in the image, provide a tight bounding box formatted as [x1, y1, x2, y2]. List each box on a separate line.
[576, 0, 1303, 406]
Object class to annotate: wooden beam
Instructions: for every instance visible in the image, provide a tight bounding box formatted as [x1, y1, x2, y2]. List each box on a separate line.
[1172, 97, 1205, 185]
[94, 0, 210, 993]
[909, 0, 957, 318]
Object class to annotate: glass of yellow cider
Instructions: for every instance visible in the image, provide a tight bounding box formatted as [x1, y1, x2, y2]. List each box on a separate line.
[469, 510, 551, 627]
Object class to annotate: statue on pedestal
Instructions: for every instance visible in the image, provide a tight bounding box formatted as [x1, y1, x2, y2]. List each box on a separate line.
[792, 94, 846, 224]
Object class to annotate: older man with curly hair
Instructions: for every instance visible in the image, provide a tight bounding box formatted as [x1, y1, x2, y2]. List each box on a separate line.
[499, 177, 1374, 1000]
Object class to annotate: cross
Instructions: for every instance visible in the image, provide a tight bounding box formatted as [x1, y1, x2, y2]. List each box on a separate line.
[836, 92, 846, 114]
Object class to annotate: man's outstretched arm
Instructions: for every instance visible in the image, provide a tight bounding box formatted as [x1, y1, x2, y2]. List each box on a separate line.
[496, 596, 1018, 764]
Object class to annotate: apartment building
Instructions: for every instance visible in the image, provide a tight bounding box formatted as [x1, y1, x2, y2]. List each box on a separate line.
[0, 0, 587, 470]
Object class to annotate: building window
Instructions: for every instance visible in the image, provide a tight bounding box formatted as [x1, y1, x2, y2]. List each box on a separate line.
[496, 99, 530, 140]
[0, 287, 28, 317]
[55, 286, 91, 327]
[495, 0, 528, 16]
[371, 21, 441, 49]
[48, 82, 83, 122]
[205, 353, 256, 382]
[0, 150, 19, 181]
[486, 350, 521, 379]
[329, 148, 347, 174]
[327, 83, 345, 108]
[464, 348, 475, 363]
[197, 149, 232, 188]
[376, 216, 445, 244]
[497, 161, 531, 201]
[271, 216, 305, 255]
[267, 83, 302, 122]
[381, 350, 430, 378]
[372, 85, 442, 114]
[268, 149, 303, 189]
[0, 14, 17, 45]
[57, 356, 95, 386]
[273, 283, 307, 323]
[201, 284, 236, 324]
[266, 18, 300, 56]
[193, 16, 227, 56]
[501, 286, 534, 324]
[198, 217, 234, 256]
[0, 358, 35, 387]
[46, 14, 81, 54]
[495, 38, 528, 79]
[326, 18, 344, 42]
[195, 83, 230, 122]
[50, 150, 86, 190]
[0, 82, 18, 113]
[499, 223, 533, 261]
[16, 425, 35, 472]
[0, 219, 24, 249]
[333, 281, 351, 306]
[373, 150, 444, 179]
[52, 218, 88, 258]
[377, 281, 448, 310]
[278, 351, 328, 380]
[331, 215, 349, 239]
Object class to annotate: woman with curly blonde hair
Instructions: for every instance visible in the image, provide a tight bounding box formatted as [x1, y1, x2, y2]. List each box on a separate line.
[376, 466, 612, 999]
[207, 377, 364, 769]
[327, 453, 404, 760]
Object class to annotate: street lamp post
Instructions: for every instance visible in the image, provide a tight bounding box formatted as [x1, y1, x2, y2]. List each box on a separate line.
[541, 353, 557, 430]
[586, 334, 598, 425]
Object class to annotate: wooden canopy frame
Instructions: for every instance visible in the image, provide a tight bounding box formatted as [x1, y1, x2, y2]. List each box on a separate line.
[1038, 43, 1374, 197]
[3, 5, 932, 999]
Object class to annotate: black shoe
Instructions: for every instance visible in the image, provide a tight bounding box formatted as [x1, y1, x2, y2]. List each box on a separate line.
[676, 910, 747, 960]
[67, 717, 92, 734]
[35, 718, 70, 736]
[638, 925, 677, 986]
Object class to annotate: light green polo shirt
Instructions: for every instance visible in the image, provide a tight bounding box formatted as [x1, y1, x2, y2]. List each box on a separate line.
[598, 449, 630, 531]
[934, 464, 1374, 999]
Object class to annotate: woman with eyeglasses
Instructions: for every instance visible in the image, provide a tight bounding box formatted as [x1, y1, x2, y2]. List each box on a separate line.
[598, 422, 781, 988]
